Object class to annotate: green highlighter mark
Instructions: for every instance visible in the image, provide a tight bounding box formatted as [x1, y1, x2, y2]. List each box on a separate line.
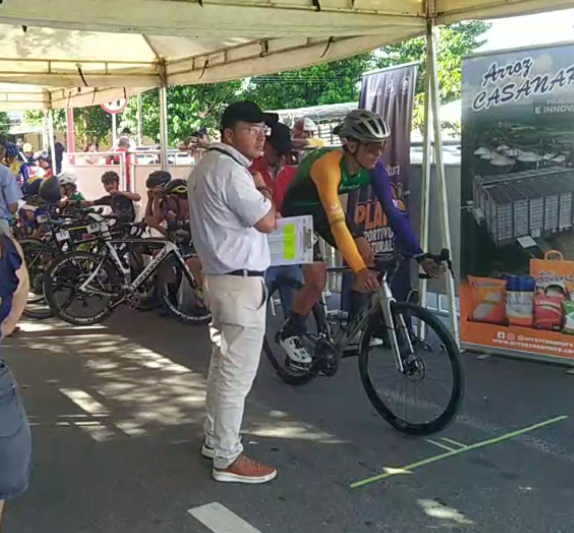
[283, 223, 296, 260]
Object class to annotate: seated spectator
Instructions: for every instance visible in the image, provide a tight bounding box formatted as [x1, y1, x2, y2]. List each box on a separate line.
[291, 117, 325, 151]
[80, 171, 140, 223]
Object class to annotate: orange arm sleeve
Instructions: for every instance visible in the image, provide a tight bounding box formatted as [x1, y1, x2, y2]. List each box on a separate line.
[310, 151, 366, 273]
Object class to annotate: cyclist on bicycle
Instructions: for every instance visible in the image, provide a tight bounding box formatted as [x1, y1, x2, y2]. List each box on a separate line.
[280, 109, 442, 365]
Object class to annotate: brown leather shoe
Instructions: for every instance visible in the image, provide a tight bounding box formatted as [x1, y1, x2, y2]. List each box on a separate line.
[213, 454, 277, 484]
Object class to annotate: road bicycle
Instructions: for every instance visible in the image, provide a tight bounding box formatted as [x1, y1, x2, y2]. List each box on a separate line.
[20, 207, 148, 320]
[43, 214, 210, 326]
[19, 206, 110, 319]
[263, 249, 464, 436]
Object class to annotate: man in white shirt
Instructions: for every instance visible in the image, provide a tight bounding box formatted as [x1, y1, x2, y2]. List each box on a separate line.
[188, 101, 279, 484]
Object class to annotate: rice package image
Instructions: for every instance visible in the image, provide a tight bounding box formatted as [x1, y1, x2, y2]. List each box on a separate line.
[460, 42, 574, 362]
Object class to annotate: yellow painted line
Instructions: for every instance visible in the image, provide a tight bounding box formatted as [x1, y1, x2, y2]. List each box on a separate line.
[350, 415, 568, 489]
[426, 439, 456, 452]
[441, 437, 467, 449]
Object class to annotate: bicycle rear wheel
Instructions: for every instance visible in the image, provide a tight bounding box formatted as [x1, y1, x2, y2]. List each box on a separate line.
[20, 240, 59, 320]
[155, 255, 211, 325]
[263, 276, 325, 386]
[358, 302, 464, 435]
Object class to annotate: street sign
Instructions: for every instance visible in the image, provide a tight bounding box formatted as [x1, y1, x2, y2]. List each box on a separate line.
[101, 98, 128, 115]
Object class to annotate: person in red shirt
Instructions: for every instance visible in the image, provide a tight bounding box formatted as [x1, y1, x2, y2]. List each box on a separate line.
[250, 122, 301, 315]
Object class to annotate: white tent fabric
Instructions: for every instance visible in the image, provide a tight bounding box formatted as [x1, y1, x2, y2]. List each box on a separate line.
[0, 0, 570, 110]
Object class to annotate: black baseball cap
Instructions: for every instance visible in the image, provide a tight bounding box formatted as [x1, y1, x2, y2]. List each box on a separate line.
[267, 123, 293, 154]
[221, 101, 278, 130]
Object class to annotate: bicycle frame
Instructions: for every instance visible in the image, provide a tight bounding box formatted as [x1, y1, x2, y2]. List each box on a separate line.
[78, 239, 192, 295]
[328, 272, 412, 373]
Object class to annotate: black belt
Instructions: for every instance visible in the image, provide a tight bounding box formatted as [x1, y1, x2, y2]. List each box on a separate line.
[227, 269, 265, 277]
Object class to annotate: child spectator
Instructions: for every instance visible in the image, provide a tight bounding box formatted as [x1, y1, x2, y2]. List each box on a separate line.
[80, 171, 140, 223]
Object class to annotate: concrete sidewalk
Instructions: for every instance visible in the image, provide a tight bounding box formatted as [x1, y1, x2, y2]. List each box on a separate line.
[2, 312, 573, 533]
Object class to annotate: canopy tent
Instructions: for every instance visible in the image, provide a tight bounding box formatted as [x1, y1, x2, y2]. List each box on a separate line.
[0, 0, 570, 110]
[1, 0, 571, 343]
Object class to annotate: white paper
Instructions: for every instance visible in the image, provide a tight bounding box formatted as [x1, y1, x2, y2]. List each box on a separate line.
[268, 215, 314, 266]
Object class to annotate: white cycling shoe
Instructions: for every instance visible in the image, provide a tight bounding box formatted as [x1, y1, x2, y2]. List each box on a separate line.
[279, 335, 313, 365]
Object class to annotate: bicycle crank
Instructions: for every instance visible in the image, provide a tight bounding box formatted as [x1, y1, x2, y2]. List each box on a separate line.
[314, 338, 341, 377]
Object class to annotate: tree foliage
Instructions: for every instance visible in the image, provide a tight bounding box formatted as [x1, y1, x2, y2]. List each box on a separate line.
[25, 107, 111, 148]
[243, 55, 378, 110]
[0, 111, 11, 136]
[121, 82, 243, 146]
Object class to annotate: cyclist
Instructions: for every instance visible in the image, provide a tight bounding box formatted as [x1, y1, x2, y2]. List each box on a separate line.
[59, 172, 85, 202]
[79, 171, 140, 223]
[144, 170, 172, 236]
[280, 109, 442, 365]
[162, 179, 204, 292]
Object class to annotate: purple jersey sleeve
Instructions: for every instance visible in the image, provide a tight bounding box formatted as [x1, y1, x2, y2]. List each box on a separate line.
[370, 161, 423, 256]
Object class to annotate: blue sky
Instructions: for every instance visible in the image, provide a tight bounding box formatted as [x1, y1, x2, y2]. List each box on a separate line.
[481, 8, 574, 51]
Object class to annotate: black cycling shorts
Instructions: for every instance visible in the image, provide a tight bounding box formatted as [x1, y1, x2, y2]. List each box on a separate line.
[281, 202, 363, 261]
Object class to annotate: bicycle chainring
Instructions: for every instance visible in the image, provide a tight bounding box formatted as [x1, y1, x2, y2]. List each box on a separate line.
[314, 337, 341, 377]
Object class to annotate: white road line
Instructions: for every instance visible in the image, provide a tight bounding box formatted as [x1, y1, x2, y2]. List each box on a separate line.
[188, 502, 263, 533]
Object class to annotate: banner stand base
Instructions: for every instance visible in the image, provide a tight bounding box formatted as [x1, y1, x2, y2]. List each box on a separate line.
[462, 342, 574, 369]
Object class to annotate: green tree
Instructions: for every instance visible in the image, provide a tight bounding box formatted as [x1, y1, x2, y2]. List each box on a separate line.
[243, 54, 377, 110]
[25, 107, 111, 147]
[0, 111, 11, 136]
[243, 21, 489, 116]
[121, 82, 243, 146]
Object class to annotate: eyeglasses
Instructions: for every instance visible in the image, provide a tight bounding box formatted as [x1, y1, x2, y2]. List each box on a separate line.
[240, 124, 270, 137]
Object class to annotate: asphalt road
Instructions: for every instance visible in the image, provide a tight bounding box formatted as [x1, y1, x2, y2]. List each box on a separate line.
[2, 310, 574, 533]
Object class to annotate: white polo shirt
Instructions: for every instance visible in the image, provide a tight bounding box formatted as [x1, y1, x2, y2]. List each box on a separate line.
[187, 143, 272, 275]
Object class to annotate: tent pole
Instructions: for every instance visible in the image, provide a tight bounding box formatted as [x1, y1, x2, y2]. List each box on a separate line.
[418, 33, 433, 314]
[112, 113, 118, 147]
[426, 22, 459, 346]
[48, 110, 57, 177]
[159, 86, 169, 171]
[66, 107, 75, 166]
[137, 93, 144, 146]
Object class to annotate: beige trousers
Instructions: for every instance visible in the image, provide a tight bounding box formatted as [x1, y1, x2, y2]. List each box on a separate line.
[203, 274, 267, 469]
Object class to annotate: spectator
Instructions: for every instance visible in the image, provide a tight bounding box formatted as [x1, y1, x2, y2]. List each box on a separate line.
[0, 144, 22, 236]
[188, 101, 279, 484]
[80, 171, 140, 223]
[107, 137, 133, 187]
[83, 141, 99, 165]
[53, 137, 65, 174]
[22, 143, 34, 163]
[0, 233, 32, 527]
[35, 152, 54, 179]
[3, 143, 30, 185]
[117, 128, 137, 151]
[292, 117, 325, 150]
[250, 123, 302, 315]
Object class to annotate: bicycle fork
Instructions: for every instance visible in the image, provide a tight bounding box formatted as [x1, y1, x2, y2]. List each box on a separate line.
[378, 281, 414, 374]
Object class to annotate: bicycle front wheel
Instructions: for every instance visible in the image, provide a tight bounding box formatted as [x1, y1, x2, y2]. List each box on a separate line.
[44, 251, 120, 326]
[359, 302, 464, 436]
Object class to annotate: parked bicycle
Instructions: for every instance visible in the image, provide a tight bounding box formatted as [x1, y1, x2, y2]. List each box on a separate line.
[263, 249, 464, 436]
[43, 214, 210, 326]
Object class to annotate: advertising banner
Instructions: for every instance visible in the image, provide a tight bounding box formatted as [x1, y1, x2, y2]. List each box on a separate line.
[342, 64, 418, 307]
[460, 42, 574, 361]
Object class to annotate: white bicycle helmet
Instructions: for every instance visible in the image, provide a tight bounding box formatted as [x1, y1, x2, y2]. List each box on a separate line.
[58, 172, 77, 186]
[333, 109, 390, 142]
